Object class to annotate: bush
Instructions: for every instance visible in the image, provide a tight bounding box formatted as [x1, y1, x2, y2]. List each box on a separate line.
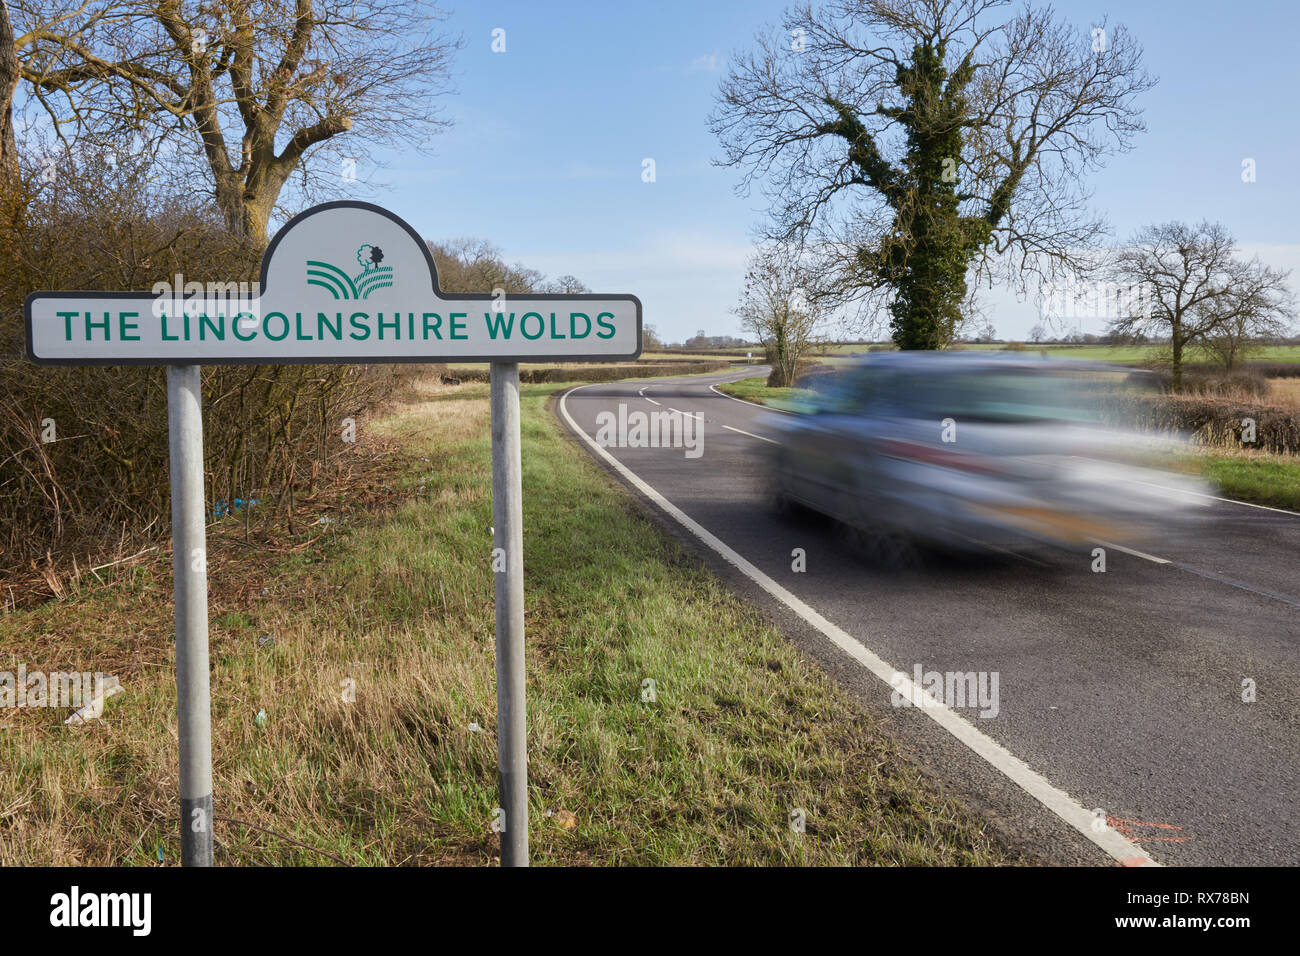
[1101, 392, 1300, 455]
[1144, 365, 1272, 400]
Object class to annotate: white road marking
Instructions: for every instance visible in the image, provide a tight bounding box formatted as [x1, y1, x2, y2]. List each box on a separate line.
[1093, 540, 1170, 565]
[722, 424, 780, 445]
[669, 407, 704, 421]
[707, 381, 796, 415]
[1124, 478, 1300, 518]
[559, 383, 1159, 868]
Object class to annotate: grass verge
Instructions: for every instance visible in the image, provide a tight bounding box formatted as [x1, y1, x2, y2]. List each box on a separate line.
[0, 375, 1015, 865]
[715, 375, 819, 411]
[1186, 449, 1300, 511]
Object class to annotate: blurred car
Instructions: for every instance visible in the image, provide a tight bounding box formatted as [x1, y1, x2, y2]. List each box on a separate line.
[765, 351, 1212, 561]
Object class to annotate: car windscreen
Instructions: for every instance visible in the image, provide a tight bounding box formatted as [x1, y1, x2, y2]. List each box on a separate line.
[892, 369, 1107, 423]
[819, 365, 1111, 423]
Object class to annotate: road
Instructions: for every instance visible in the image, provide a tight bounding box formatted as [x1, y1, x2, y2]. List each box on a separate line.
[558, 366, 1300, 866]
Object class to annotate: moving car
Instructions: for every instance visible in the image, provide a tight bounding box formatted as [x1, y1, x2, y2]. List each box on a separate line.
[765, 352, 1211, 562]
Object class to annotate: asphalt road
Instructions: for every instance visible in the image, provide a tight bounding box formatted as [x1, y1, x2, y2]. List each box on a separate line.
[558, 365, 1300, 866]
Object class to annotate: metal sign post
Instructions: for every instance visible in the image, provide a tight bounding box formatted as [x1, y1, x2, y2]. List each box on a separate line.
[166, 364, 214, 866]
[490, 362, 528, 865]
[24, 201, 640, 867]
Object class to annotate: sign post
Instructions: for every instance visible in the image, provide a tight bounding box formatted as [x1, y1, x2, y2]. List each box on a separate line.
[490, 362, 528, 865]
[166, 364, 214, 866]
[25, 201, 641, 867]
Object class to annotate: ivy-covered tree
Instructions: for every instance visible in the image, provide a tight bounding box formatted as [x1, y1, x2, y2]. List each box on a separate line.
[711, 0, 1154, 349]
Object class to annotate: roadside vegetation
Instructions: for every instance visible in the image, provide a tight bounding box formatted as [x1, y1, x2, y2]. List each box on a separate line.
[716, 376, 817, 411]
[1191, 450, 1300, 512]
[0, 374, 1019, 866]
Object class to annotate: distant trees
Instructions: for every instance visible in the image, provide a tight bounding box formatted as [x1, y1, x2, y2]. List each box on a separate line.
[733, 245, 829, 387]
[544, 274, 591, 295]
[425, 237, 588, 299]
[1108, 221, 1294, 387]
[712, 0, 1154, 349]
[683, 331, 751, 350]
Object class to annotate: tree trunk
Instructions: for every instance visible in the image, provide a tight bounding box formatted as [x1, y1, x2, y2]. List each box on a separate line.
[0, 1, 20, 186]
[767, 327, 798, 387]
[1171, 324, 1184, 391]
[211, 153, 287, 247]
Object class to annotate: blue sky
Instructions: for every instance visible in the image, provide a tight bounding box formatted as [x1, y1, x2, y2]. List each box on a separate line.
[339, 1, 1299, 341]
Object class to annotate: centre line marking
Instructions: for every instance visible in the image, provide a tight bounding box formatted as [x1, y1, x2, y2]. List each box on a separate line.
[722, 424, 780, 445]
[1093, 540, 1170, 565]
[559, 382, 1159, 868]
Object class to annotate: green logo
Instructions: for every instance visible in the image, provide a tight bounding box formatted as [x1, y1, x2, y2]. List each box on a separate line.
[306, 244, 393, 299]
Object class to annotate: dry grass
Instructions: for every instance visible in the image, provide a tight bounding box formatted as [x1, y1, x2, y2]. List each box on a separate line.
[1268, 378, 1300, 407]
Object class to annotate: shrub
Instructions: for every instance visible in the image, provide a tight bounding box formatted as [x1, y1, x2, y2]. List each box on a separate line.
[1100, 392, 1300, 455]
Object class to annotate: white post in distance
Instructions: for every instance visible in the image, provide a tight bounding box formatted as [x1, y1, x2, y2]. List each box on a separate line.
[166, 364, 214, 866]
[490, 361, 528, 866]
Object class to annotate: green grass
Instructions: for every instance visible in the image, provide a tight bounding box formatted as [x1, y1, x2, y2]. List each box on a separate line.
[0, 375, 1014, 866]
[716, 376, 820, 411]
[1189, 450, 1300, 511]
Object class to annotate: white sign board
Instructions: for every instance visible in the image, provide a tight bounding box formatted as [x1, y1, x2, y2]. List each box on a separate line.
[25, 201, 642, 365]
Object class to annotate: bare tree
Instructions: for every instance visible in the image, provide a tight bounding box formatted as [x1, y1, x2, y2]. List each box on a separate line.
[427, 238, 548, 296]
[16, 0, 459, 243]
[1109, 221, 1294, 388]
[542, 274, 591, 295]
[711, 0, 1153, 349]
[1200, 314, 1267, 371]
[734, 244, 830, 387]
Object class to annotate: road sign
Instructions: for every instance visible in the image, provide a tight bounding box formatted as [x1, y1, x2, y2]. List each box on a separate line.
[26, 201, 641, 867]
[25, 201, 642, 365]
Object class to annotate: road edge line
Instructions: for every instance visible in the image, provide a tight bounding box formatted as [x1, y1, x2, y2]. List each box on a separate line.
[708, 380, 796, 415]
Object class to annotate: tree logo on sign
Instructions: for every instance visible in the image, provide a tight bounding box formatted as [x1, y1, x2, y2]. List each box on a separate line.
[306, 244, 393, 299]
